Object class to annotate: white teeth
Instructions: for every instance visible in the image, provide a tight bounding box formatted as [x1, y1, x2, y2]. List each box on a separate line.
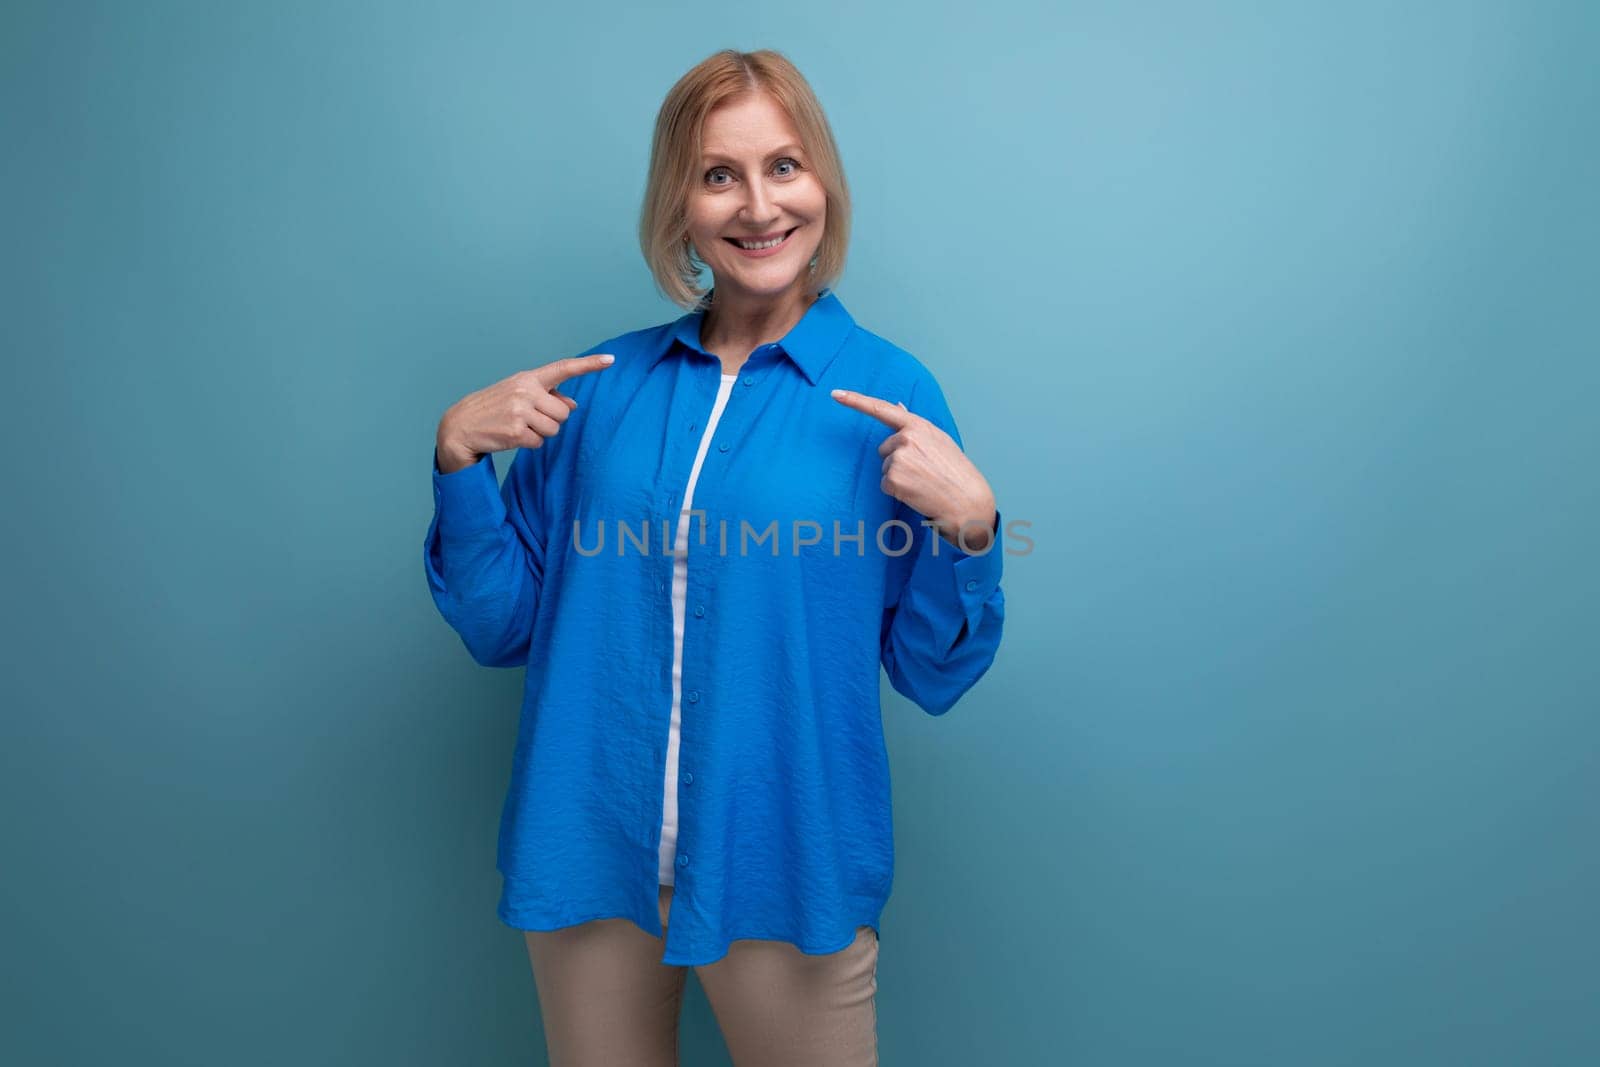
[734, 231, 789, 250]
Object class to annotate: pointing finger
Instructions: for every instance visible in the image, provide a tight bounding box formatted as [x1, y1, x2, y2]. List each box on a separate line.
[538, 352, 615, 387]
[830, 388, 913, 429]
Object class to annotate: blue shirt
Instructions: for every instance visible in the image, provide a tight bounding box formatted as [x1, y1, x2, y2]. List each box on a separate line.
[423, 286, 1006, 965]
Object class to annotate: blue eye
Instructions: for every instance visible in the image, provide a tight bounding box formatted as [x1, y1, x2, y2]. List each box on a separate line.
[704, 158, 803, 186]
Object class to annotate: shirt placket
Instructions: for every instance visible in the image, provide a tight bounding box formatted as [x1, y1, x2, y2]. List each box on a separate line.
[655, 353, 732, 960]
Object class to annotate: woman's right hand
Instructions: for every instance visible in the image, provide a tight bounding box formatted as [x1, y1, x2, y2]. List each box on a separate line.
[435, 353, 616, 474]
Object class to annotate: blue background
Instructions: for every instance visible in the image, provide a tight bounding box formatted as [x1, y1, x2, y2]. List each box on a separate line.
[4, 1, 1595, 1063]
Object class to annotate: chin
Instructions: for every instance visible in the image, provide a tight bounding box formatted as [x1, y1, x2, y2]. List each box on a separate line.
[720, 272, 808, 296]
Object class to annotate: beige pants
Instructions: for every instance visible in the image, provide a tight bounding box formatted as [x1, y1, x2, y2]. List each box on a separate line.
[523, 883, 879, 1066]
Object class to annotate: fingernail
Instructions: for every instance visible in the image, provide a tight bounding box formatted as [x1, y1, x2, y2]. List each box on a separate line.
[831, 389, 845, 398]
[599, 354, 614, 364]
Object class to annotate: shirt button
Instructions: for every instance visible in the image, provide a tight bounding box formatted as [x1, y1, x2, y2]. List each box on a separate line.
[717, 442, 730, 452]
[741, 376, 754, 387]
[965, 579, 979, 591]
[687, 689, 700, 703]
[681, 770, 693, 785]
[678, 854, 689, 867]
[693, 604, 705, 617]
[659, 581, 666, 594]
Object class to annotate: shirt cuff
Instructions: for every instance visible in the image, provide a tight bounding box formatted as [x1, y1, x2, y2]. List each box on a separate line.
[431, 448, 506, 537]
[908, 507, 1005, 642]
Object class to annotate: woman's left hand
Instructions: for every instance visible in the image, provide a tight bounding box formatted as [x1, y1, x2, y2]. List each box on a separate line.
[830, 388, 997, 552]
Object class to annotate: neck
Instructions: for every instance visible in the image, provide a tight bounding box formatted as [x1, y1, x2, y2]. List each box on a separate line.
[700, 282, 819, 356]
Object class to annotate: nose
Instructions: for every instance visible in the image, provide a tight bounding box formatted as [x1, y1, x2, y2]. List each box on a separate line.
[739, 180, 780, 228]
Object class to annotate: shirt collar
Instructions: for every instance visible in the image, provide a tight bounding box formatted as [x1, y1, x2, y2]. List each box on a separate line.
[658, 286, 855, 386]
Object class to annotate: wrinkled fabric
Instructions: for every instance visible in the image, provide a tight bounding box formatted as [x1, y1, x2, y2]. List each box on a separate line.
[423, 287, 1005, 965]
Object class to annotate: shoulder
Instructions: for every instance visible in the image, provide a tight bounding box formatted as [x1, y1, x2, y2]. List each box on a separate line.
[837, 321, 952, 408]
[574, 319, 673, 361]
[834, 318, 970, 444]
[551, 318, 675, 398]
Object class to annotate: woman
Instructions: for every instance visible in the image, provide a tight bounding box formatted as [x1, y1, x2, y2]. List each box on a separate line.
[424, 48, 1006, 1066]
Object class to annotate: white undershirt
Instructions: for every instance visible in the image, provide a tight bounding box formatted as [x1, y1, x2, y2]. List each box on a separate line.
[659, 372, 740, 885]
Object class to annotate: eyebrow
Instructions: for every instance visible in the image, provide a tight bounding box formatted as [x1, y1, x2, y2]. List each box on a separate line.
[701, 144, 805, 165]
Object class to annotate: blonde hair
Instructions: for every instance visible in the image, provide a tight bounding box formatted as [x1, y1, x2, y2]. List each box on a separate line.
[638, 49, 852, 310]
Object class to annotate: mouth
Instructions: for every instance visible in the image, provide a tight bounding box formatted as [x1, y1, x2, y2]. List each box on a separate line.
[723, 226, 799, 254]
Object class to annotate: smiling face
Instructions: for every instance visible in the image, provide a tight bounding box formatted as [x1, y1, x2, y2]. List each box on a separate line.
[685, 92, 827, 303]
